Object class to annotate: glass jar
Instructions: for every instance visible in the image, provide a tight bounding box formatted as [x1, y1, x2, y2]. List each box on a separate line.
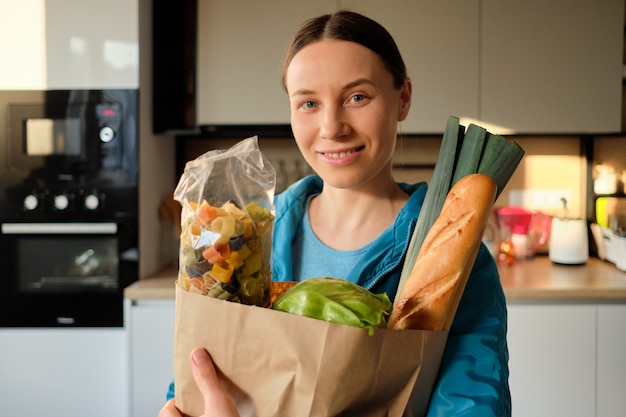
[594, 165, 618, 195]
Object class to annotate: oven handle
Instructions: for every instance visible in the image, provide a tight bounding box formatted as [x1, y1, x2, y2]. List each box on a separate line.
[1, 222, 118, 234]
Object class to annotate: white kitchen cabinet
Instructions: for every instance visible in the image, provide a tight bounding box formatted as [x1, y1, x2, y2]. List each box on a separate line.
[597, 304, 626, 417]
[196, 0, 479, 132]
[341, 0, 623, 134]
[195, 1, 623, 133]
[340, 0, 480, 134]
[481, 0, 624, 133]
[0, 0, 138, 89]
[126, 299, 176, 417]
[506, 304, 596, 417]
[0, 328, 129, 417]
[196, 0, 337, 126]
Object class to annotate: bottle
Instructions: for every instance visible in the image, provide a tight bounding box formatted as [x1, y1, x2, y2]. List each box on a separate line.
[497, 239, 516, 266]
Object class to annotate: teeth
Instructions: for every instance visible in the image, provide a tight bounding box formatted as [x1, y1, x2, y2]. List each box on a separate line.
[326, 150, 352, 159]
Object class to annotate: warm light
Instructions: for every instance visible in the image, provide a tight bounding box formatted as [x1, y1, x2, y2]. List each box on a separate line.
[458, 117, 516, 135]
[0, 0, 47, 89]
[0, 0, 139, 89]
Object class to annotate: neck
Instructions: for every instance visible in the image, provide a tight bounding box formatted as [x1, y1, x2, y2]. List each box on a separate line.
[308, 177, 409, 251]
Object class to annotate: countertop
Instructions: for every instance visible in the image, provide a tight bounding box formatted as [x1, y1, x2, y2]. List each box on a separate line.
[124, 270, 178, 300]
[498, 256, 626, 301]
[124, 257, 626, 302]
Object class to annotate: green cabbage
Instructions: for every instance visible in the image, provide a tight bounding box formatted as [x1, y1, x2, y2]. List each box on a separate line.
[271, 278, 392, 335]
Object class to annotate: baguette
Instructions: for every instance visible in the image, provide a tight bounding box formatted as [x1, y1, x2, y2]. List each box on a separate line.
[389, 174, 497, 331]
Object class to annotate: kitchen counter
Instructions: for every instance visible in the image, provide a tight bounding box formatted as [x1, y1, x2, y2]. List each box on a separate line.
[124, 269, 178, 300]
[124, 257, 626, 302]
[498, 256, 626, 301]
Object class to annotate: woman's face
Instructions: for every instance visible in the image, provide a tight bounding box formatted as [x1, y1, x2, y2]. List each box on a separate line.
[285, 39, 411, 190]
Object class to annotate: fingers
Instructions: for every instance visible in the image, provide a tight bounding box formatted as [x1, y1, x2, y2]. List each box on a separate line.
[158, 399, 181, 417]
[190, 348, 240, 417]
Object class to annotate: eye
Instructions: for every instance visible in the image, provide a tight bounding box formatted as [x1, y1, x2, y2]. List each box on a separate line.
[301, 100, 317, 110]
[348, 94, 368, 105]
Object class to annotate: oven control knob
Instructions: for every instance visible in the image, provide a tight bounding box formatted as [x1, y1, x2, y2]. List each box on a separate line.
[54, 194, 69, 210]
[23, 194, 39, 211]
[84, 194, 100, 210]
[99, 126, 115, 143]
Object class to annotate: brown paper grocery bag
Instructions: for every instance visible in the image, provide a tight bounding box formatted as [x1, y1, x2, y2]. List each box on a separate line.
[174, 286, 448, 417]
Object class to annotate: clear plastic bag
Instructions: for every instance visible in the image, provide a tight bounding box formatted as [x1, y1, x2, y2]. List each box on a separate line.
[173, 137, 275, 306]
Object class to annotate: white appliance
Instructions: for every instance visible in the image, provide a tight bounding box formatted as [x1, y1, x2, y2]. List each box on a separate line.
[590, 223, 626, 272]
[549, 217, 589, 265]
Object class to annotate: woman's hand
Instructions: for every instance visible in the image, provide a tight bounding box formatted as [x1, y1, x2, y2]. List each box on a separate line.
[158, 348, 240, 417]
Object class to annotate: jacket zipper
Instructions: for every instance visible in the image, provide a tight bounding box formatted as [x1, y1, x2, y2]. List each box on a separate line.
[364, 217, 417, 292]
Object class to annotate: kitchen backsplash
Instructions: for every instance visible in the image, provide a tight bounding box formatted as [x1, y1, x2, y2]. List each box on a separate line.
[394, 136, 588, 218]
[179, 134, 589, 218]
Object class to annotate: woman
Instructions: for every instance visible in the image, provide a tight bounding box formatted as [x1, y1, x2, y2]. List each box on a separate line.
[161, 10, 510, 417]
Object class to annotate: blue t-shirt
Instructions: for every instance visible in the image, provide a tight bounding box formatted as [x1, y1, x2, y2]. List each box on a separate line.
[291, 195, 375, 282]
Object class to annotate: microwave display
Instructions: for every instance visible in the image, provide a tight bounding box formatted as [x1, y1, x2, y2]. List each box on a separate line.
[25, 118, 82, 156]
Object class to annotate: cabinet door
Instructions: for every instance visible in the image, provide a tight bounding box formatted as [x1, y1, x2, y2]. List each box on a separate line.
[128, 300, 176, 417]
[0, 0, 138, 89]
[196, 0, 337, 125]
[0, 329, 128, 417]
[506, 304, 596, 417]
[481, 0, 624, 133]
[341, 0, 480, 133]
[597, 305, 626, 417]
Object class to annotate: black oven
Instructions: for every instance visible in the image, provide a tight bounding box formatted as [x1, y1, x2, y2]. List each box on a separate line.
[0, 218, 137, 327]
[0, 89, 138, 327]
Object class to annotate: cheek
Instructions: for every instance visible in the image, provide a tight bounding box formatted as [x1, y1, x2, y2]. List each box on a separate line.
[290, 113, 314, 144]
[290, 121, 311, 160]
[292, 138, 317, 171]
[365, 107, 398, 140]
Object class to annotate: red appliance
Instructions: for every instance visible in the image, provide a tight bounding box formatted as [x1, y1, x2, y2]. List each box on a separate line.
[493, 206, 551, 262]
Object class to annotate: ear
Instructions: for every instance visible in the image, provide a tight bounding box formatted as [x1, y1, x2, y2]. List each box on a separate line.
[397, 77, 412, 122]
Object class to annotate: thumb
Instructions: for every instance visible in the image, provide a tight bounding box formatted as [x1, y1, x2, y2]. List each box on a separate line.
[190, 348, 239, 417]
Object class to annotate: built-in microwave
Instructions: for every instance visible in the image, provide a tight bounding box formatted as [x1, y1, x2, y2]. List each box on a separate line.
[0, 89, 138, 219]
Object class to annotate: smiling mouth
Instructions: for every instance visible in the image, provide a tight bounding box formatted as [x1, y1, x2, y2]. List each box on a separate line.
[321, 146, 365, 159]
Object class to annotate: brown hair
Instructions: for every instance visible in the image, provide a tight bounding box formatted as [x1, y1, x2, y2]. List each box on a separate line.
[282, 10, 407, 90]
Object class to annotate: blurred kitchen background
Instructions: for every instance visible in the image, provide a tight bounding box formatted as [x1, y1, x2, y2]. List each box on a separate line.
[1, 1, 626, 416]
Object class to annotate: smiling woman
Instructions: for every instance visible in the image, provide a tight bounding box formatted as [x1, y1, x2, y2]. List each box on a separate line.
[280, 11, 413, 251]
[285, 39, 411, 223]
[162, 10, 511, 417]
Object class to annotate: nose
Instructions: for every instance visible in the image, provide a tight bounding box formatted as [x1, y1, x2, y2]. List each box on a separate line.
[319, 104, 349, 140]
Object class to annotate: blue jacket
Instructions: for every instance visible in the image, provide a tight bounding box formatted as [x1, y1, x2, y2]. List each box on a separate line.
[273, 175, 511, 416]
[168, 175, 511, 416]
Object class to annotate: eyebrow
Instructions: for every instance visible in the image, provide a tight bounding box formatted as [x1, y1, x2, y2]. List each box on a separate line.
[289, 78, 376, 98]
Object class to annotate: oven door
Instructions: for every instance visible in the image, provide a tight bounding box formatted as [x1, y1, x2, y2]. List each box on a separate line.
[0, 221, 137, 327]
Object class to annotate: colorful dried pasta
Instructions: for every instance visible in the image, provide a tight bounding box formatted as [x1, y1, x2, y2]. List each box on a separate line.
[178, 200, 275, 306]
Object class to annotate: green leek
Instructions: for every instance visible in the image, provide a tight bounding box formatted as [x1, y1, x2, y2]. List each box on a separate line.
[394, 116, 525, 305]
[398, 117, 464, 289]
[451, 123, 487, 186]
